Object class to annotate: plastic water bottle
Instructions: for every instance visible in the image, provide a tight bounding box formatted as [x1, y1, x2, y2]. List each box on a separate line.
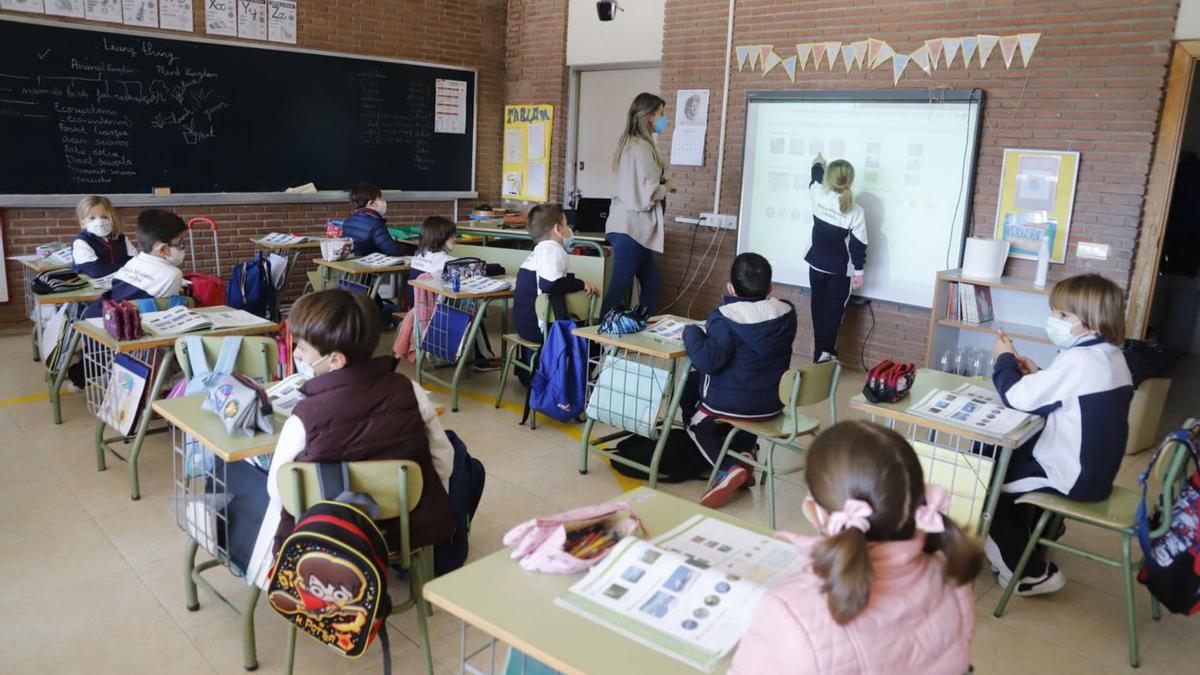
[1034, 229, 1051, 288]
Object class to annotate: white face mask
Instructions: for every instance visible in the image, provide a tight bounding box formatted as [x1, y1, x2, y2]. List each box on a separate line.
[372, 200, 388, 217]
[444, 239, 455, 252]
[160, 243, 186, 267]
[1045, 315, 1081, 347]
[84, 217, 113, 238]
[295, 352, 331, 380]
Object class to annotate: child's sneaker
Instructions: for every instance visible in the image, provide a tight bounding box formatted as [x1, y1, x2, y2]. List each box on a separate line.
[700, 465, 751, 509]
[473, 357, 502, 373]
[984, 536, 1014, 579]
[1004, 563, 1067, 597]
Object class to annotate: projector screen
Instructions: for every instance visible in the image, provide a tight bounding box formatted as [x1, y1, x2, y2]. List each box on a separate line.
[737, 90, 983, 308]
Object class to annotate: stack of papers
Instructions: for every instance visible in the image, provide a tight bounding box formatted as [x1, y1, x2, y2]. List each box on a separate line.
[906, 383, 1035, 437]
[88, 274, 116, 290]
[259, 233, 308, 246]
[356, 253, 411, 268]
[142, 307, 270, 336]
[645, 318, 699, 343]
[457, 276, 511, 293]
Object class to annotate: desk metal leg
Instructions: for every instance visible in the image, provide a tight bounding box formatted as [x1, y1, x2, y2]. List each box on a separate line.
[413, 305, 425, 387]
[458, 619, 498, 675]
[579, 418, 596, 474]
[448, 298, 492, 412]
[49, 329, 81, 425]
[978, 444, 1013, 540]
[645, 356, 689, 490]
[95, 350, 176, 500]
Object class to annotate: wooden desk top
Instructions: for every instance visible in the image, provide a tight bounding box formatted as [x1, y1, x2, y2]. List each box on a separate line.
[250, 237, 325, 250]
[73, 306, 279, 353]
[573, 315, 692, 360]
[14, 257, 71, 273]
[34, 284, 103, 305]
[848, 368, 1045, 448]
[409, 276, 516, 300]
[312, 257, 412, 274]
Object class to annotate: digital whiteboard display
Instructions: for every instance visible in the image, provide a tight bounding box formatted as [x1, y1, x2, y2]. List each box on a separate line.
[737, 92, 983, 308]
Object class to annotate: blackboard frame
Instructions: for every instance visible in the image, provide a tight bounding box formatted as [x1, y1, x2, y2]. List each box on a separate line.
[0, 15, 479, 207]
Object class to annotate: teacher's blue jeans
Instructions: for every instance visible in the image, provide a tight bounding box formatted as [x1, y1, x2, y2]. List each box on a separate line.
[602, 232, 661, 317]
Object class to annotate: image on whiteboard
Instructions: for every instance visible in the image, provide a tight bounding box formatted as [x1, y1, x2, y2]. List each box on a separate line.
[769, 137, 786, 154]
[1014, 154, 1061, 212]
[829, 140, 846, 158]
[789, 138, 806, 155]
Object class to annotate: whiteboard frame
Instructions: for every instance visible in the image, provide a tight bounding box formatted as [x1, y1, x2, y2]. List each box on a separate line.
[736, 88, 985, 309]
[0, 15, 479, 205]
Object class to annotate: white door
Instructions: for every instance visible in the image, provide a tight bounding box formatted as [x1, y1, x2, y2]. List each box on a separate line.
[574, 67, 661, 199]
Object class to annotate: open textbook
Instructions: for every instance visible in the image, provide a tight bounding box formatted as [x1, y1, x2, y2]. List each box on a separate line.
[355, 253, 411, 268]
[555, 515, 804, 672]
[265, 374, 307, 416]
[644, 318, 700, 343]
[906, 382, 1036, 437]
[142, 307, 271, 337]
[258, 233, 309, 246]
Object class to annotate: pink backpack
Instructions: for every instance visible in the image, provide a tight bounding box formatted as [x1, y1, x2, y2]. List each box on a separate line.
[502, 502, 646, 574]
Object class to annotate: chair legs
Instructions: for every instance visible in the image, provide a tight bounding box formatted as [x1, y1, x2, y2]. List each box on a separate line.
[765, 442, 777, 530]
[703, 428, 740, 492]
[1120, 533, 1140, 668]
[410, 549, 435, 675]
[494, 342, 517, 409]
[994, 510, 1053, 617]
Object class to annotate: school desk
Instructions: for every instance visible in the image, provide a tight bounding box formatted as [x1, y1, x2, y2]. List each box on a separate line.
[14, 256, 72, 362]
[311, 256, 412, 298]
[849, 368, 1045, 540]
[453, 220, 608, 260]
[155, 392, 444, 672]
[423, 487, 763, 675]
[409, 276, 515, 412]
[36, 282, 104, 425]
[249, 236, 325, 309]
[573, 318, 692, 489]
[57, 307, 279, 500]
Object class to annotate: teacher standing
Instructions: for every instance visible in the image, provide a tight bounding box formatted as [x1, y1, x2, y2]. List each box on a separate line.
[602, 92, 675, 317]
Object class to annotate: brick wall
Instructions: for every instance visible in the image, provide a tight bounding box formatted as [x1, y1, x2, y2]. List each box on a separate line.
[657, 0, 1177, 366]
[0, 0, 506, 330]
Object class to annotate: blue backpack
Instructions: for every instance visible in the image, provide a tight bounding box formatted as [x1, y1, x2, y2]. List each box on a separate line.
[529, 319, 589, 423]
[227, 252, 277, 320]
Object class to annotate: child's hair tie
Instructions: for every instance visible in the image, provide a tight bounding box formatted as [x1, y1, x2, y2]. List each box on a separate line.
[914, 484, 950, 534]
[826, 499, 873, 534]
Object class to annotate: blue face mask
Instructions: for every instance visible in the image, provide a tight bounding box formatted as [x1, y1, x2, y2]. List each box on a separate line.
[654, 115, 669, 134]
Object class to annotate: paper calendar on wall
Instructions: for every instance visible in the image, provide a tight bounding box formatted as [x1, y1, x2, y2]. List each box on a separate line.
[502, 104, 554, 203]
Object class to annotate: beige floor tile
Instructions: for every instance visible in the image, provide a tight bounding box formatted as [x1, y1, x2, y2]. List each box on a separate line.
[0, 516, 129, 605]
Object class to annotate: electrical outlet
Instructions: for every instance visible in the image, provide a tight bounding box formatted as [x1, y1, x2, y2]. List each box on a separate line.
[699, 213, 738, 230]
[1076, 242, 1110, 260]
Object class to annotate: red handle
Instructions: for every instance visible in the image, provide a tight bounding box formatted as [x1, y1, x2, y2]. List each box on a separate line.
[187, 217, 218, 231]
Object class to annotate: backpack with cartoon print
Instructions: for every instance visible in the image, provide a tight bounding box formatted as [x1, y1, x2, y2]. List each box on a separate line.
[268, 463, 394, 665]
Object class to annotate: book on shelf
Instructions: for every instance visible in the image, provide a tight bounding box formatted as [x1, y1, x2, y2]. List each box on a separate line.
[142, 307, 270, 336]
[948, 282, 993, 325]
[906, 383, 1036, 438]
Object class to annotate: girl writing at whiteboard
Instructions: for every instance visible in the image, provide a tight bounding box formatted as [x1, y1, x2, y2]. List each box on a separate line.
[805, 154, 867, 363]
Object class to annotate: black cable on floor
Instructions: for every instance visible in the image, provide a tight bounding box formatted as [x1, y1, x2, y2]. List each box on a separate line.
[860, 300, 875, 371]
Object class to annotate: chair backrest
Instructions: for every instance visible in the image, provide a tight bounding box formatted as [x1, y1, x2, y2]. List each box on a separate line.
[1147, 418, 1199, 538]
[173, 336, 280, 381]
[535, 290, 597, 325]
[780, 360, 840, 413]
[275, 460, 424, 521]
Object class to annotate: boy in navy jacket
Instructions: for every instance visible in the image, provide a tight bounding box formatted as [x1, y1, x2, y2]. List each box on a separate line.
[72, 195, 136, 278]
[682, 252, 797, 508]
[513, 203, 597, 343]
[341, 181, 412, 257]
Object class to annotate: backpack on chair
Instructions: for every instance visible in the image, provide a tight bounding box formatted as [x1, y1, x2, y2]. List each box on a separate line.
[528, 319, 589, 423]
[227, 252, 278, 320]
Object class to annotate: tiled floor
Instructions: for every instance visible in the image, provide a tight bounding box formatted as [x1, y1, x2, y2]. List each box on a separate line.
[1, 331, 1198, 674]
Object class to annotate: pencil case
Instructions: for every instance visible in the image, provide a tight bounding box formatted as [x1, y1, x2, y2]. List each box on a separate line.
[502, 502, 646, 574]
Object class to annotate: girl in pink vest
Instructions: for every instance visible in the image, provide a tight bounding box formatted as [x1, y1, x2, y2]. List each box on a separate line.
[732, 421, 983, 674]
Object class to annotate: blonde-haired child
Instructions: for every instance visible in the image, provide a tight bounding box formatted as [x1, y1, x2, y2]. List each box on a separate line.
[804, 154, 867, 363]
[71, 195, 136, 278]
[732, 421, 981, 674]
[987, 273, 1133, 595]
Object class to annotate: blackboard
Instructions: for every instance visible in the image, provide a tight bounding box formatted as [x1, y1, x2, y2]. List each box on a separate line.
[0, 18, 476, 195]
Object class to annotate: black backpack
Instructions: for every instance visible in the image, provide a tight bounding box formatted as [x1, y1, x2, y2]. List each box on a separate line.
[32, 269, 88, 294]
[435, 431, 486, 576]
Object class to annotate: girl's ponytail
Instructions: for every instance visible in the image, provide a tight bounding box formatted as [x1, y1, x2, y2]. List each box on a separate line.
[923, 513, 984, 585]
[824, 159, 856, 214]
[811, 527, 875, 625]
[837, 187, 853, 215]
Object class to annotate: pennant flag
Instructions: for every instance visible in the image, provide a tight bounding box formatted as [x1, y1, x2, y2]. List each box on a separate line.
[925, 39, 944, 70]
[892, 54, 910, 86]
[763, 50, 783, 76]
[796, 43, 813, 71]
[852, 40, 869, 69]
[824, 42, 842, 70]
[748, 46, 761, 69]
[1018, 33, 1041, 67]
[977, 35, 999, 67]
[910, 45, 932, 75]
[736, 46, 751, 71]
[867, 39, 884, 67]
[842, 45, 856, 73]
[999, 35, 1019, 68]
[943, 37, 962, 68]
[961, 36, 979, 67]
[813, 43, 826, 69]
[759, 45, 775, 69]
[782, 55, 798, 82]
[872, 41, 896, 69]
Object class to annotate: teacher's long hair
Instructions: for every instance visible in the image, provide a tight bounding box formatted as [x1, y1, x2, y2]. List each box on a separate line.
[613, 92, 666, 171]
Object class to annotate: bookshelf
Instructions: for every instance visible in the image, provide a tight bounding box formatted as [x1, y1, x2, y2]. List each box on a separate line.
[926, 270, 1058, 367]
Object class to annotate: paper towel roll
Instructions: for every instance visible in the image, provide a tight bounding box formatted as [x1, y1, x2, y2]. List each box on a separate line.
[961, 238, 1010, 279]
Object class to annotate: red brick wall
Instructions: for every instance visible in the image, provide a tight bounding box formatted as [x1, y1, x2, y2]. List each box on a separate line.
[0, 0, 506, 330]
[657, 0, 1177, 366]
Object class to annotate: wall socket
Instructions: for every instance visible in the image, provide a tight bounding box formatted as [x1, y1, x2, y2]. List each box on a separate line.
[699, 213, 738, 230]
[1076, 242, 1110, 260]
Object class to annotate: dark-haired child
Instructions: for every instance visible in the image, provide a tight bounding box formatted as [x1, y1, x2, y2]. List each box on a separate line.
[341, 181, 412, 257]
[513, 203, 597, 343]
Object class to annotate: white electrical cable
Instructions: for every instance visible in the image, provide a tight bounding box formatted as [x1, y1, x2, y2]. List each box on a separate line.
[713, 0, 736, 213]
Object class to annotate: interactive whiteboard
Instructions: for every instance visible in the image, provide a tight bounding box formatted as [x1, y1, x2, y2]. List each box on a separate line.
[737, 90, 984, 308]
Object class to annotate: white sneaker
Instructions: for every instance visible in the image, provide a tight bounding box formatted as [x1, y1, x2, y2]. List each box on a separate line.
[984, 536, 1014, 580]
[1005, 563, 1067, 597]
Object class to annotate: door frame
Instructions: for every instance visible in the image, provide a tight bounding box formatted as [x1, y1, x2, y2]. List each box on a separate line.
[563, 62, 661, 208]
[1129, 41, 1200, 339]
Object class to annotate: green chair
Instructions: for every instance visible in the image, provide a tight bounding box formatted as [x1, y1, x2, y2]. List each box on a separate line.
[174, 335, 280, 383]
[703, 361, 841, 528]
[494, 291, 596, 429]
[993, 422, 1197, 668]
[276, 460, 435, 675]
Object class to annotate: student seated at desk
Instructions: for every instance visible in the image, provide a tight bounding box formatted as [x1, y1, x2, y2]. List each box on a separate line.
[732, 421, 982, 675]
[246, 289, 455, 588]
[513, 203, 597, 343]
[72, 195, 136, 278]
[341, 181, 413, 258]
[986, 273, 1133, 596]
[680, 252, 797, 509]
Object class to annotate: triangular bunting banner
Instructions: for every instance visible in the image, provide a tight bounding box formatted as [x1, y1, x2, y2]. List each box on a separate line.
[943, 37, 962, 68]
[824, 42, 842, 70]
[910, 45, 932, 75]
[867, 39, 884, 67]
[762, 50, 783, 76]
[842, 45, 856, 73]
[872, 41, 895, 69]
[999, 35, 1019, 68]
[852, 40, 869, 69]
[782, 55, 798, 82]
[961, 36, 979, 67]
[736, 46, 751, 71]
[748, 46, 761, 69]
[759, 45, 775, 69]
[813, 43, 826, 68]
[892, 54, 910, 86]
[925, 39, 944, 70]
[796, 43, 813, 71]
[1018, 33, 1041, 67]
[977, 35, 999, 67]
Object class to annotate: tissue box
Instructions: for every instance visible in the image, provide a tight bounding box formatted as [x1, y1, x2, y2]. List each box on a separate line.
[320, 238, 354, 262]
